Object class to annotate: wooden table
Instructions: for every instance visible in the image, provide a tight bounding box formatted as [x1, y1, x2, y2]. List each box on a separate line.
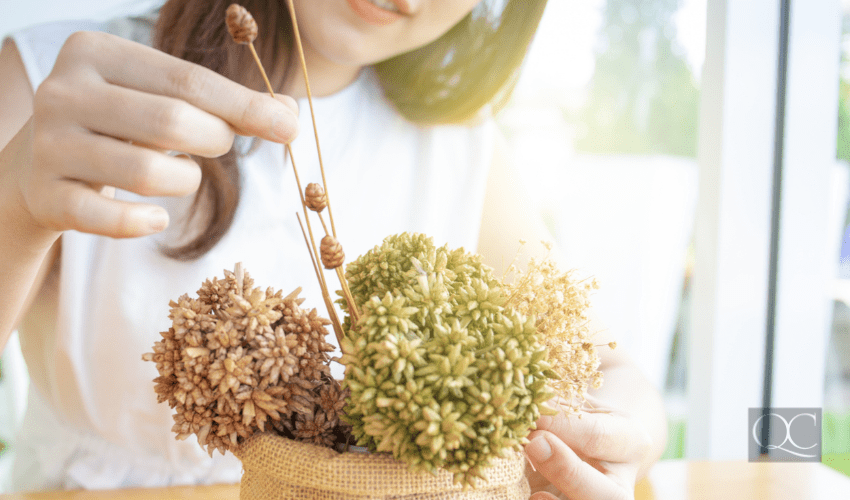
[3, 461, 849, 499]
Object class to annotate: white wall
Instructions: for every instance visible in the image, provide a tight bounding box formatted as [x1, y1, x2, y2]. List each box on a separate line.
[1, 0, 160, 40]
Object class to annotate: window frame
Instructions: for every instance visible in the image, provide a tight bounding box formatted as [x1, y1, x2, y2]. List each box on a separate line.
[687, 0, 842, 459]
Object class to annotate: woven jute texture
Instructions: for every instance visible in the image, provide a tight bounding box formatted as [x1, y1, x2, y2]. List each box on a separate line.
[236, 433, 531, 499]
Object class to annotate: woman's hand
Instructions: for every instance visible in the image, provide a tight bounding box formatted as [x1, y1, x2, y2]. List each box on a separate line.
[18, 30, 299, 239]
[525, 396, 654, 500]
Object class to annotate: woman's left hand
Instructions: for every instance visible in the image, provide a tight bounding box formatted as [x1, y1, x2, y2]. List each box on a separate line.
[524, 396, 654, 500]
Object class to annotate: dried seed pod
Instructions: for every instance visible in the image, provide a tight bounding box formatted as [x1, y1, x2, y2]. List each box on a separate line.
[226, 4, 258, 45]
[143, 266, 347, 456]
[320, 235, 345, 269]
[305, 183, 328, 212]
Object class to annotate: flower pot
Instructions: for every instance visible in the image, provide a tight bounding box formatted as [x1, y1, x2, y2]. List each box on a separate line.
[236, 433, 530, 499]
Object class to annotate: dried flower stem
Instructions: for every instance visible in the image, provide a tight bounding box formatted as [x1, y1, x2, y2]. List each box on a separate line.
[289, 148, 348, 328]
[295, 213, 324, 295]
[247, 44, 274, 96]
[317, 211, 330, 236]
[315, 212, 360, 322]
[277, 0, 358, 323]
[298, 213, 344, 346]
[284, 0, 337, 240]
[235, 262, 244, 296]
[335, 267, 359, 323]
[228, 4, 360, 337]
[289, 150, 358, 329]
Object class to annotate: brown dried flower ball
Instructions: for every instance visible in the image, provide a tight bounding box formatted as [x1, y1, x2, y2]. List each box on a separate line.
[226, 4, 258, 44]
[142, 267, 348, 456]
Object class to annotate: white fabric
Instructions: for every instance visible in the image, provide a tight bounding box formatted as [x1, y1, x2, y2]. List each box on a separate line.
[9, 14, 494, 491]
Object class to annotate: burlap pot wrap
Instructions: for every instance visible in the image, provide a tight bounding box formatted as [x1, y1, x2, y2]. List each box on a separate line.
[235, 433, 531, 499]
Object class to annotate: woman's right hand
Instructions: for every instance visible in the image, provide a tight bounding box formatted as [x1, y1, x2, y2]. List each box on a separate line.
[19, 30, 299, 238]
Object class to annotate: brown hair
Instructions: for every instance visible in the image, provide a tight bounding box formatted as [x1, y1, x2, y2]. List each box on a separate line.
[155, 0, 548, 260]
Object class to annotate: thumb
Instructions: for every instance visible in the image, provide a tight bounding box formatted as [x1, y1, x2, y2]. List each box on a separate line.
[274, 94, 299, 117]
[529, 493, 559, 500]
[525, 431, 627, 500]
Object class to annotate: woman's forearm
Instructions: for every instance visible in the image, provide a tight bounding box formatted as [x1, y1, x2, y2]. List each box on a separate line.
[0, 120, 61, 352]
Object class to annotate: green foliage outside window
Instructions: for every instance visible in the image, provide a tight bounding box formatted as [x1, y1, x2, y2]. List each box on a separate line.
[577, 0, 700, 157]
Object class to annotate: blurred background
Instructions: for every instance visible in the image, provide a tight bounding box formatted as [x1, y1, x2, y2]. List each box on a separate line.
[0, 0, 848, 492]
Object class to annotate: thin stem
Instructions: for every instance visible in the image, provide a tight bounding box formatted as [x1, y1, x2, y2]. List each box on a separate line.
[296, 214, 324, 298]
[335, 267, 360, 324]
[298, 213, 344, 346]
[502, 242, 526, 282]
[248, 43, 275, 97]
[317, 211, 330, 237]
[317, 212, 360, 321]
[239, 29, 344, 337]
[235, 262, 244, 297]
[238, 3, 357, 341]
[288, 145, 360, 325]
[285, 0, 338, 239]
[288, 145, 329, 295]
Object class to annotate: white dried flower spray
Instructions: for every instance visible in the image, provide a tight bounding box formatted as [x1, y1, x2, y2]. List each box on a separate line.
[502, 241, 609, 413]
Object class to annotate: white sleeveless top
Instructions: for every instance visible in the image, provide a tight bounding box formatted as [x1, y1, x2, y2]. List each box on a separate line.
[9, 14, 494, 491]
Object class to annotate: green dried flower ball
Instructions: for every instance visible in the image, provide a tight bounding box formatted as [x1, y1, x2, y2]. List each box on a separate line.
[338, 233, 557, 487]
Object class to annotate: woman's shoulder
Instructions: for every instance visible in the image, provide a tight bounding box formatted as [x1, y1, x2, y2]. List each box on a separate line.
[7, 13, 155, 92]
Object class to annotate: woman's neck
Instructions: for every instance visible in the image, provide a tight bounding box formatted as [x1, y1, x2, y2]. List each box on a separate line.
[282, 42, 363, 99]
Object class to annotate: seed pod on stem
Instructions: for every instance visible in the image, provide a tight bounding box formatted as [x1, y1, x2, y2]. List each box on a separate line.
[305, 183, 328, 212]
[225, 4, 258, 44]
[320, 236, 345, 270]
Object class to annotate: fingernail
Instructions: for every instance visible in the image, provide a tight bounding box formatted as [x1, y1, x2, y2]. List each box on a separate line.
[526, 435, 552, 463]
[146, 208, 169, 232]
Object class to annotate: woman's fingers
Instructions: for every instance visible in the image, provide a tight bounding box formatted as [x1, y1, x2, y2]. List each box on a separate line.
[36, 180, 169, 238]
[73, 83, 235, 158]
[526, 430, 631, 500]
[21, 31, 301, 239]
[53, 130, 202, 197]
[231, 94, 300, 138]
[64, 32, 299, 144]
[535, 406, 652, 463]
[27, 125, 198, 237]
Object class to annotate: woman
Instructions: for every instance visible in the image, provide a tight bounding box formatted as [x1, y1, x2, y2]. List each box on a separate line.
[0, 0, 666, 497]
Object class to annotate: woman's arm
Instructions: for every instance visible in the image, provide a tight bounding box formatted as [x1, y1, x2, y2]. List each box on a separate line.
[0, 32, 301, 353]
[0, 39, 58, 351]
[477, 136, 667, 499]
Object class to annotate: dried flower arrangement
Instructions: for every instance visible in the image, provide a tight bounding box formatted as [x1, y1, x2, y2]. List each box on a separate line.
[142, 2, 613, 496]
[503, 241, 614, 408]
[141, 266, 351, 455]
[338, 233, 557, 486]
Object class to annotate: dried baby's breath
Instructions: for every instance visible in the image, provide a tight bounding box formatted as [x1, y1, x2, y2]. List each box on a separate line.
[502, 242, 607, 414]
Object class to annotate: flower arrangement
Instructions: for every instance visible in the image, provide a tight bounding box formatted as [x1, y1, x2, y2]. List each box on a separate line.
[142, 3, 612, 497]
[339, 233, 556, 486]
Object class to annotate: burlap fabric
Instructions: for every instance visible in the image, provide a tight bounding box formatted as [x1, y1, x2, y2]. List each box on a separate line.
[236, 433, 531, 499]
